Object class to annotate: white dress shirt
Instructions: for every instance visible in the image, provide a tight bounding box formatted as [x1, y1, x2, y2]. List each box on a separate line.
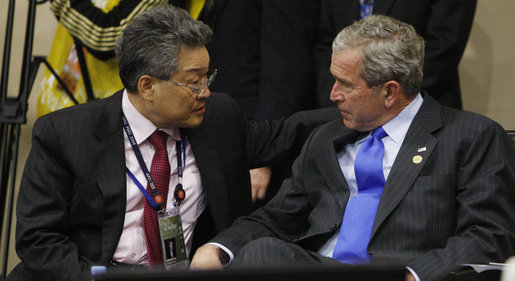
[217, 94, 424, 272]
[112, 90, 205, 264]
[318, 93, 423, 257]
[318, 93, 423, 281]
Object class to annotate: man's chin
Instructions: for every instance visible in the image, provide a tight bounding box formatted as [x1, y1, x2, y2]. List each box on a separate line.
[343, 119, 376, 132]
[182, 116, 204, 128]
[343, 119, 364, 131]
[342, 118, 354, 129]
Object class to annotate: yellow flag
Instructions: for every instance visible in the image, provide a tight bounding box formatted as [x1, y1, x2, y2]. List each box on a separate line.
[187, 0, 205, 20]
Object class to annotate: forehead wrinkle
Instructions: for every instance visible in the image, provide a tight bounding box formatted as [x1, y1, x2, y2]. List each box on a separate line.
[175, 46, 209, 72]
[332, 53, 359, 82]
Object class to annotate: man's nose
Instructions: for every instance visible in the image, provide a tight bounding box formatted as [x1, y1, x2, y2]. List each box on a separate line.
[329, 81, 344, 102]
[198, 86, 211, 99]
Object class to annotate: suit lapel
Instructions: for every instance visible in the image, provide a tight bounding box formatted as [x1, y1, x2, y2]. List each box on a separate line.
[313, 121, 361, 210]
[371, 95, 443, 238]
[183, 119, 226, 231]
[92, 91, 127, 261]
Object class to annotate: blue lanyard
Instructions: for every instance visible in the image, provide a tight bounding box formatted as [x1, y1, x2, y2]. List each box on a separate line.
[122, 114, 187, 210]
[174, 133, 186, 206]
[126, 168, 161, 210]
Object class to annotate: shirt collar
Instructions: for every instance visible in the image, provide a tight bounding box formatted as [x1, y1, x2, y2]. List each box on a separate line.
[122, 90, 181, 144]
[382, 93, 423, 144]
[356, 93, 423, 144]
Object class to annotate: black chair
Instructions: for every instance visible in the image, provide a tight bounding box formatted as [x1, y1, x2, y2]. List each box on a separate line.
[506, 130, 515, 151]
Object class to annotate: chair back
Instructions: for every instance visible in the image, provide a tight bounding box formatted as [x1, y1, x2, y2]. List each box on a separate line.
[506, 130, 515, 151]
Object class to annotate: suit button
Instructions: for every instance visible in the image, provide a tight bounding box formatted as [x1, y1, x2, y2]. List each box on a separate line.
[131, 253, 136, 259]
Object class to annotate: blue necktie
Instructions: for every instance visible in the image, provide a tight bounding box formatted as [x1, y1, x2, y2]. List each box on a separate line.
[360, 0, 374, 19]
[333, 127, 387, 263]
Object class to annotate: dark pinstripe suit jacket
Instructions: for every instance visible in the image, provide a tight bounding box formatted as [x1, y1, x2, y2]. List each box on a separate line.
[212, 94, 515, 281]
[9, 90, 339, 281]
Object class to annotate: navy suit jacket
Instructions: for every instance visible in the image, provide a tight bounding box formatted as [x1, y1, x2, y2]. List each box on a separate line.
[315, 0, 477, 109]
[212, 94, 515, 281]
[8, 90, 339, 281]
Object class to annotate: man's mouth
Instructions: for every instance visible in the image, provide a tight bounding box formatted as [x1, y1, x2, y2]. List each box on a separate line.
[193, 105, 205, 115]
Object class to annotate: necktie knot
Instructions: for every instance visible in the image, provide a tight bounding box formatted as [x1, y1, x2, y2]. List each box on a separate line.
[148, 130, 167, 151]
[371, 126, 387, 140]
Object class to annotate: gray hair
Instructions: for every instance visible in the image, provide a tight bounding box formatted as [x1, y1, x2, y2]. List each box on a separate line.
[115, 4, 212, 92]
[332, 15, 424, 96]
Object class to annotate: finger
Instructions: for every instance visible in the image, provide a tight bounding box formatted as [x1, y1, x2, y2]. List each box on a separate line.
[256, 185, 267, 200]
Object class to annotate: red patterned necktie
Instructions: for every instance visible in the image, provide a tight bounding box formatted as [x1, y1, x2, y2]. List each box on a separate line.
[143, 130, 170, 266]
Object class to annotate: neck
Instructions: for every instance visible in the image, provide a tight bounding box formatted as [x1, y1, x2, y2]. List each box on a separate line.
[127, 91, 160, 128]
[373, 94, 416, 131]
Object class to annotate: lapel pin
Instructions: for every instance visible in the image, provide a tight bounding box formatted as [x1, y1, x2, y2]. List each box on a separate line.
[418, 147, 427, 152]
[413, 155, 423, 164]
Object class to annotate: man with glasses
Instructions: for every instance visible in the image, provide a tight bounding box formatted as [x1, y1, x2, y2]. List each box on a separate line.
[162, 69, 217, 97]
[7, 5, 338, 281]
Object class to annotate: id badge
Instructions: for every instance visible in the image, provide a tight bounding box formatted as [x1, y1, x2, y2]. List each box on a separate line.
[158, 208, 188, 269]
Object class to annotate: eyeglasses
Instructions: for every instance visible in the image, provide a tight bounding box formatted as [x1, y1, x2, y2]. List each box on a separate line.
[162, 69, 217, 97]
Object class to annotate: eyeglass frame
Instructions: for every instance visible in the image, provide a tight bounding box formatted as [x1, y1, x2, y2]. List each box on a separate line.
[160, 69, 217, 97]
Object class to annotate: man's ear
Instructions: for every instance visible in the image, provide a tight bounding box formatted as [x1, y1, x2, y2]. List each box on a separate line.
[383, 80, 401, 108]
[137, 74, 155, 101]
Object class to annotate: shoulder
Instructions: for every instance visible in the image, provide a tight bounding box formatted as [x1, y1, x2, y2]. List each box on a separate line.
[34, 90, 123, 133]
[313, 118, 347, 138]
[205, 92, 236, 109]
[417, 94, 506, 139]
[440, 105, 506, 138]
[203, 92, 244, 122]
[299, 118, 348, 154]
[425, 103, 512, 159]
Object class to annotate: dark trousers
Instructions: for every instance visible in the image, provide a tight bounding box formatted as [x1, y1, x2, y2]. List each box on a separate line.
[231, 237, 340, 268]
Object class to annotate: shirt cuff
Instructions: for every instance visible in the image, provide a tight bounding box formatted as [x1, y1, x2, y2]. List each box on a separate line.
[406, 266, 422, 281]
[205, 242, 234, 267]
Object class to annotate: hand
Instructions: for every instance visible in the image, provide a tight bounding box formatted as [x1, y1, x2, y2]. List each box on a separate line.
[190, 245, 225, 270]
[405, 272, 416, 281]
[250, 166, 272, 202]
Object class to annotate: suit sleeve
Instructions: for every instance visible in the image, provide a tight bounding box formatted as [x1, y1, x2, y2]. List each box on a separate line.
[409, 121, 515, 281]
[15, 116, 91, 281]
[419, 0, 477, 108]
[243, 106, 340, 169]
[210, 127, 320, 254]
